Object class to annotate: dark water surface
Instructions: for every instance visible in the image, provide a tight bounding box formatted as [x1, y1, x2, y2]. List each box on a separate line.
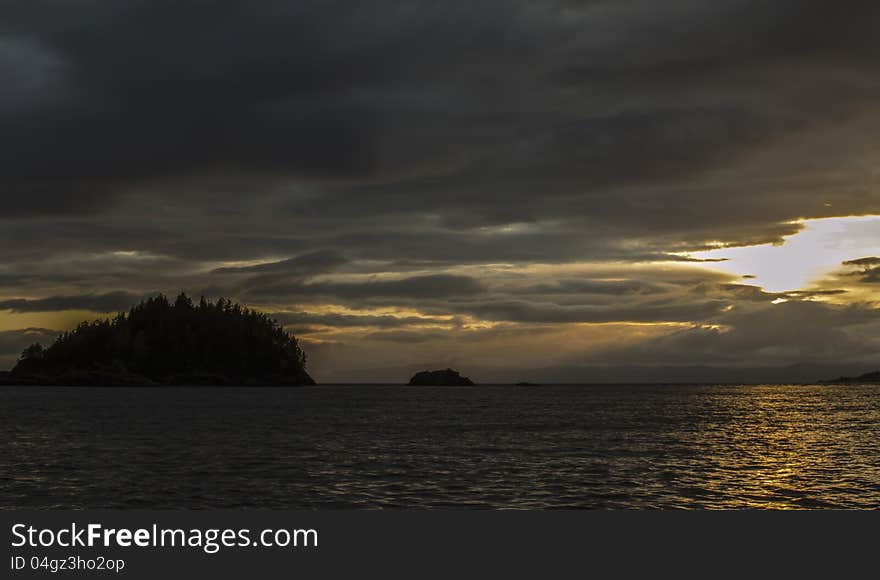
[2, 384, 879, 509]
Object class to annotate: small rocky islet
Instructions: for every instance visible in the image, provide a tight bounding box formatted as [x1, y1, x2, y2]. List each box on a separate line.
[407, 368, 475, 386]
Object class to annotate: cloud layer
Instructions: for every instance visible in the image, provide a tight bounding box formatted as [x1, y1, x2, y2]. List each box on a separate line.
[2, 1, 880, 379]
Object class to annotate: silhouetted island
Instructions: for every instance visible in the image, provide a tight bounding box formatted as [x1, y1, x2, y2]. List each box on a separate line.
[820, 370, 880, 384]
[3, 293, 314, 386]
[515, 381, 541, 386]
[408, 369, 474, 386]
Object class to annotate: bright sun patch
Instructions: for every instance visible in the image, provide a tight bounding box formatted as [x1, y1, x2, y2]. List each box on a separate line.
[688, 215, 880, 293]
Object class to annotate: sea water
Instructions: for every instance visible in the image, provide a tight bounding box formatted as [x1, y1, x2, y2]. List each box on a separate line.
[2, 384, 878, 509]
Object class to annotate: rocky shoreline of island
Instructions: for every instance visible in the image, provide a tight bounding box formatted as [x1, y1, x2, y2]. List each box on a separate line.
[818, 370, 880, 385]
[0, 369, 314, 387]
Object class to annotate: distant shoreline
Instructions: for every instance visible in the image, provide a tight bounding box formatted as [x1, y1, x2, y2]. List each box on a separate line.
[3, 380, 873, 388]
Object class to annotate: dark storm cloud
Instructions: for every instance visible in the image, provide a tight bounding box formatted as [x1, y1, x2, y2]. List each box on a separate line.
[0, 0, 527, 214]
[361, 330, 444, 344]
[212, 250, 348, 276]
[511, 279, 664, 296]
[2, 1, 879, 236]
[249, 274, 485, 301]
[454, 299, 728, 324]
[805, 256, 880, 290]
[839, 256, 880, 284]
[844, 257, 880, 267]
[861, 270, 880, 284]
[272, 311, 454, 329]
[0, 291, 144, 313]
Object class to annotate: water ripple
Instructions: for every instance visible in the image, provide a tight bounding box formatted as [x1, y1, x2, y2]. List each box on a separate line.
[1, 384, 878, 509]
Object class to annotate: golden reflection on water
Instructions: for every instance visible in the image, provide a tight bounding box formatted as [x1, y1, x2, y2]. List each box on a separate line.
[690, 385, 879, 509]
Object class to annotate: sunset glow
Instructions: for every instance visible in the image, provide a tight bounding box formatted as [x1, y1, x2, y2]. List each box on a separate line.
[689, 215, 880, 293]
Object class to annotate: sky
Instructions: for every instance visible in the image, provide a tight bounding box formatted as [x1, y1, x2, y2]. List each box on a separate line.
[1, 0, 880, 382]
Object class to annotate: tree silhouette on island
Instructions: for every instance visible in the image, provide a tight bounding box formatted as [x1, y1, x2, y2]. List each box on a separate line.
[6, 293, 314, 386]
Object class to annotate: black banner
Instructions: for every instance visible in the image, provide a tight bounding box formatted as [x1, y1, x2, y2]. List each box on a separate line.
[1, 511, 874, 578]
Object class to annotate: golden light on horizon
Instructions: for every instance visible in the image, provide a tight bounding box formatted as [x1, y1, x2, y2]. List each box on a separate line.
[0, 310, 106, 333]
